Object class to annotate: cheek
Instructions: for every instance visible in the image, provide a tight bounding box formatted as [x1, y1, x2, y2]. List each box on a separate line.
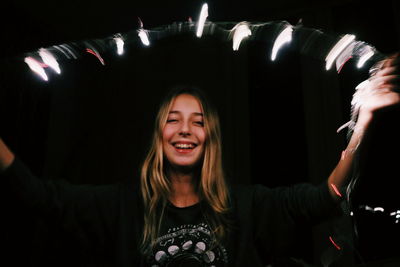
[162, 125, 174, 142]
[196, 129, 206, 144]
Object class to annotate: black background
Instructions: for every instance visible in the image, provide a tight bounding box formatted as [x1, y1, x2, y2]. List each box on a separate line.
[1, 0, 399, 266]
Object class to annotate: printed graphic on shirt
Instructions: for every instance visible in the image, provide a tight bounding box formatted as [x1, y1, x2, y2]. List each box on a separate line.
[147, 222, 228, 266]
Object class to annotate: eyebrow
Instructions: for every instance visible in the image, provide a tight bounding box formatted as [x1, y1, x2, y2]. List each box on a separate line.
[169, 110, 203, 116]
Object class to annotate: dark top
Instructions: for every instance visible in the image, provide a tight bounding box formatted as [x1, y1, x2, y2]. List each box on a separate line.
[1, 156, 340, 266]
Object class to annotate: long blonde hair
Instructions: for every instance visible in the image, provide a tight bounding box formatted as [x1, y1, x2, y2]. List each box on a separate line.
[140, 86, 230, 250]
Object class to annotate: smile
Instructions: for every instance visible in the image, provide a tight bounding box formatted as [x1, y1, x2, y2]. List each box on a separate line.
[172, 142, 198, 153]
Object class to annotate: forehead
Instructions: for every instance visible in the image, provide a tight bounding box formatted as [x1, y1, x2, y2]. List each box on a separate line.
[170, 94, 203, 113]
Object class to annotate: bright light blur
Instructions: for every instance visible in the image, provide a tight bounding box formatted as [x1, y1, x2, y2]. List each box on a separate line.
[325, 34, 356, 70]
[196, 3, 208, 38]
[39, 48, 61, 74]
[232, 23, 251, 51]
[24, 57, 48, 81]
[357, 48, 374, 68]
[114, 36, 125, 55]
[271, 25, 293, 61]
[138, 29, 150, 46]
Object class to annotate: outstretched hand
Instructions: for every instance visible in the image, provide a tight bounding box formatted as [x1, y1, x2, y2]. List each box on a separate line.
[356, 53, 400, 126]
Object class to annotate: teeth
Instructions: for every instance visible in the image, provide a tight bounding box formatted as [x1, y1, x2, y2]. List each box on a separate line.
[174, 143, 195, 149]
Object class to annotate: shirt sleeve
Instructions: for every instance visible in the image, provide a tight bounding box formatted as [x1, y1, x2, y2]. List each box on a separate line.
[1, 156, 120, 255]
[252, 182, 341, 256]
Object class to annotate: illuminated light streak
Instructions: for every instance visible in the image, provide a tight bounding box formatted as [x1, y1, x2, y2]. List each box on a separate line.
[113, 36, 124, 55]
[39, 48, 61, 74]
[231, 22, 252, 51]
[357, 49, 375, 68]
[86, 48, 105, 65]
[373, 207, 384, 212]
[337, 55, 352, 74]
[325, 34, 356, 71]
[271, 25, 293, 61]
[330, 183, 342, 198]
[59, 44, 78, 59]
[138, 29, 150, 46]
[24, 57, 48, 81]
[196, 3, 208, 38]
[329, 236, 341, 250]
[53, 45, 72, 59]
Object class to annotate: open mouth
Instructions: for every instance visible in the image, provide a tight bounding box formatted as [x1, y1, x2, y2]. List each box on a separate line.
[172, 142, 198, 152]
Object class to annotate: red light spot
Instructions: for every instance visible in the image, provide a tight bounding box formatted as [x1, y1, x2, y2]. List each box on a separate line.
[86, 48, 105, 65]
[330, 183, 342, 198]
[329, 236, 341, 250]
[337, 56, 353, 74]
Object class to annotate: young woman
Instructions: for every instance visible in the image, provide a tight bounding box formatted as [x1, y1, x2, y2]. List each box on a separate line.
[0, 54, 399, 266]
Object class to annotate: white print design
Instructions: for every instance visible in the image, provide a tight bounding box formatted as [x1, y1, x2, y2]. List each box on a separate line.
[147, 222, 228, 267]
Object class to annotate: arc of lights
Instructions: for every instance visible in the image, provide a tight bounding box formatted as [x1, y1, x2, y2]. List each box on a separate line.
[23, 2, 381, 87]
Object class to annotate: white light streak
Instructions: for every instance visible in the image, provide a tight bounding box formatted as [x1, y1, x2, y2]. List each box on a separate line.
[231, 22, 252, 51]
[114, 36, 125, 55]
[271, 25, 293, 61]
[325, 34, 356, 70]
[357, 48, 374, 68]
[373, 207, 384, 212]
[24, 57, 48, 81]
[39, 48, 61, 74]
[196, 3, 208, 38]
[138, 29, 150, 46]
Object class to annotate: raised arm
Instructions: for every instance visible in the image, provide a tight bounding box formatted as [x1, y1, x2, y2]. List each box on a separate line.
[327, 53, 400, 201]
[0, 137, 15, 171]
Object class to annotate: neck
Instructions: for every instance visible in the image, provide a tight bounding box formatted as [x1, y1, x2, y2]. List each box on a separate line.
[167, 167, 200, 208]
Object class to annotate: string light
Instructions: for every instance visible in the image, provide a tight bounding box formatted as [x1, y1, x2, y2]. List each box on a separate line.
[39, 48, 61, 74]
[114, 35, 125, 55]
[196, 3, 208, 38]
[20, 3, 383, 85]
[325, 34, 356, 71]
[138, 29, 150, 46]
[357, 46, 375, 68]
[231, 22, 252, 51]
[24, 57, 48, 81]
[271, 25, 293, 61]
[86, 48, 105, 65]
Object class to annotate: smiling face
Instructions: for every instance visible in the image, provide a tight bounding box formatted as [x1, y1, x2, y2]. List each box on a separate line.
[162, 94, 206, 170]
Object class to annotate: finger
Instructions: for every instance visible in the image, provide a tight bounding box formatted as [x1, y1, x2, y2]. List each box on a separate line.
[374, 66, 399, 77]
[382, 52, 400, 68]
[370, 74, 399, 84]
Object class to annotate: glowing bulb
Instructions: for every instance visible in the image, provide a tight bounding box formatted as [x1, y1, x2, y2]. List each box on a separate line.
[39, 48, 61, 74]
[271, 25, 293, 61]
[196, 3, 208, 38]
[231, 22, 251, 51]
[24, 57, 48, 81]
[357, 48, 374, 68]
[114, 36, 124, 55]
[373, 207, 384, 212]
[325, 34, 356, 70]
[138, 29, 150, 46]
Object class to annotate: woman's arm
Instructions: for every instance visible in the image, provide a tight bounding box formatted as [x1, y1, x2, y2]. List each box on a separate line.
[327, 53, 400, 201]
[0, 137, 15, 171]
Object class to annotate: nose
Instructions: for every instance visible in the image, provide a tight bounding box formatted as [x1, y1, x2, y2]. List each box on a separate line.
[179, 120, 191, 137]
[179, 131, 191, 137]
